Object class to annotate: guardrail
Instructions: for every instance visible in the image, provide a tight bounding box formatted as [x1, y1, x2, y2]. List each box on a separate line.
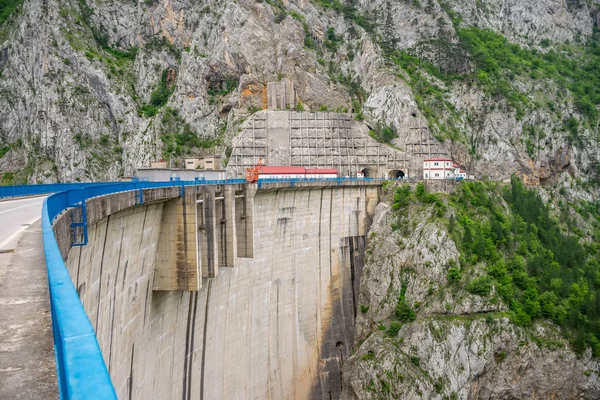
[0, 182, 117, 199]
[39, 177, 389, 399]
[43, 181, 214, 399]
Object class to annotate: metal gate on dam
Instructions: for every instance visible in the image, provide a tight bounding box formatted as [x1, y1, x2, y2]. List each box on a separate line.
[51, 180, 382, 399]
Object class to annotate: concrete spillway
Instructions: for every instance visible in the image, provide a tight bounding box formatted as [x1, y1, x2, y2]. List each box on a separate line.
[52, 182, 380, 399]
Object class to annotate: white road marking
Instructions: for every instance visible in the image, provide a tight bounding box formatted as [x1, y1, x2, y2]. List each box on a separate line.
[0, 202, 41, 216]
[0, 217, 41, 249]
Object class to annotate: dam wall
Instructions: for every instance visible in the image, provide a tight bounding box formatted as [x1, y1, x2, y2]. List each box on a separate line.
[55, 182, 381, 399]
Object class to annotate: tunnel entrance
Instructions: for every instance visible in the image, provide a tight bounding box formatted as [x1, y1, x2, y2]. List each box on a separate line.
[360, 167, 374, 178]
[388, 170, 405, 179]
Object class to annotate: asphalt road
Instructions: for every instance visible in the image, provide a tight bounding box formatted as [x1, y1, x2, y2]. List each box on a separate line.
[0, 196, 45, 251]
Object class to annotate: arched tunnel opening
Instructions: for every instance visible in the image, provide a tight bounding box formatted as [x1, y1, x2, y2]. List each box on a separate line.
[388, 170, 405, 179]
[360, 167, 374, 178]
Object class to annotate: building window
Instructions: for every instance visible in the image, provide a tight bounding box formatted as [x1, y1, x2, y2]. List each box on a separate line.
[425, 173, 428, 178]
[434, 162, 439, 166]
[206, 160, 213, 164]
[435, 173, 439, 177]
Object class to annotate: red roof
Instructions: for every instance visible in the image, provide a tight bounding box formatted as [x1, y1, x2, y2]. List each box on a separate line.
[424, 157, 453, 162]
[305, 168, 337, 174]
[452, 163, 460, 168]
[259, 166, 338, 174]
[460, 169, 466, 173]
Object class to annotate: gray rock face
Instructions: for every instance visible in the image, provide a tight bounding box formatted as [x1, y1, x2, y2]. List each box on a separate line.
[0, 0, 599, 187]
[451, 0, 595, 45]
[341, 183, 600, 399]
[342, 318, 600, 400]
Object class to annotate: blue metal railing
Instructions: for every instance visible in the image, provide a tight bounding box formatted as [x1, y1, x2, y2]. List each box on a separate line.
[0, 177, 393, 199]
[38, 177, 389, 399]
[42, 181, 212, 399]
[0, 182, 117, 199]
[42, 179, 254, 399]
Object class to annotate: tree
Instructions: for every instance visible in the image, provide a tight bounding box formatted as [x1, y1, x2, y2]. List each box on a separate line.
[380, 0, 397, 55]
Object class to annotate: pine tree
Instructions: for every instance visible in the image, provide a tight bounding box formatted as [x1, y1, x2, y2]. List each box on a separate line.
[380, 0, 397, 55]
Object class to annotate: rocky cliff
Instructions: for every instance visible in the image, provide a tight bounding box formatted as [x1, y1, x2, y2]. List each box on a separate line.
[341, 180, 600, 399]
[0, 0, 599, 188]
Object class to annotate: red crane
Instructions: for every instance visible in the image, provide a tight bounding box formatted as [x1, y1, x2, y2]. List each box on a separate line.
[246, 158, 263, 183]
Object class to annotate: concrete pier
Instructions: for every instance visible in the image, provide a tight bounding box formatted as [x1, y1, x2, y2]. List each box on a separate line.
[222, 185, 237, 267]
[154, 187, 199, 291]
[199, 187, 218, 278]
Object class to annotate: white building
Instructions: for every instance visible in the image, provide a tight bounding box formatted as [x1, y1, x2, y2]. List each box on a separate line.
[423, 157, 455, 180]
[453, 163, 467, 180]
[184, 156, 222, 170]
[136, 168, 226, 182]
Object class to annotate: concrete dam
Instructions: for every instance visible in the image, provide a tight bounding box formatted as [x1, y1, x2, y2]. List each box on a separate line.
[52, 181, 381, 399]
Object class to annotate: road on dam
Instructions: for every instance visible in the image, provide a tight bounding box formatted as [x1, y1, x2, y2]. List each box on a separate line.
[0, 195, 58, 399]
[0, 196, 45, 251]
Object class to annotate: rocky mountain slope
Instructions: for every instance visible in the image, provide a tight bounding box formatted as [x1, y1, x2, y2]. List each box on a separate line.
[341, 180, 600, 399]
[0, 0, 599, 188]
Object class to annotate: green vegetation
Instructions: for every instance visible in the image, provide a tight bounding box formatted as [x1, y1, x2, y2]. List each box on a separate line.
[324, 27, 339, 52]
[495, 350, 507, 363]
[447, 265, 461, 282]
[0, 0, 22, 26]
[207, 78, 238, 104]
[415, 183, 446, 217]
[0, 144, 10, 158]
[145, 36, 181, 62]
[458, 27, 600, 123]
[387, 26, 600, 143]
[139, 69, 176, 117]
[160, 107, 222, 158]
[150, 69, 175, 106]
[92, 29, 138, 64]
[307, 0, 600, 146]
[76, 0, 138, 68]
[1, 171, 15, 185]
[449, 178, 600, 355]
[466, 275, 492, 297]
[0, 138, 22, 160]
[396, 284, 416, 322]
[387, 321, 402, 337]
[361, 351, 375, 361]
[161, 129, 221, 158]
[313, 0, 375, 34]
[392, 184, 411, 211]
[369, 124, 397, 144]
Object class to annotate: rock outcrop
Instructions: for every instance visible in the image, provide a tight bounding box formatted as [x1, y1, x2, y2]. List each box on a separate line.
[341, 182, 600, 399]
[0, 0, 598, 188]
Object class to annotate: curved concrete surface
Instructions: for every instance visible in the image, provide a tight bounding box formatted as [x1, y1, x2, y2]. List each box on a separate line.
[0, 195, 58, 399]
[52, 183, 379, 399]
